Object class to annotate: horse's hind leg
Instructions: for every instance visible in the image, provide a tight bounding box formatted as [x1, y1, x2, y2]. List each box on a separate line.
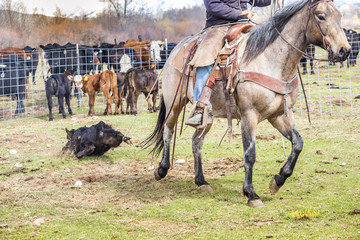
[268, 112, 303, 195]
[193, 125, 213, 192]
[155, 125, 174, 180]
[155, 93, 185, 180]
[241, 112, 264, 208]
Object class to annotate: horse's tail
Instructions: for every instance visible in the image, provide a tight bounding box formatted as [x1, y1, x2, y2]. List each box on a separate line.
[139, 94, 166, 157]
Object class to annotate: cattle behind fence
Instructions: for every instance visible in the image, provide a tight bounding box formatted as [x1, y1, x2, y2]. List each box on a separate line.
[0, 41, 359, 122]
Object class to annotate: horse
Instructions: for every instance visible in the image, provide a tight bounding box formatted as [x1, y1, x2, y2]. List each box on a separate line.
[142, 0, 350, 208]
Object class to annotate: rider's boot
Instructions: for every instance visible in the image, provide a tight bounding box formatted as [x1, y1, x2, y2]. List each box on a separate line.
[185, 84, 214, 127]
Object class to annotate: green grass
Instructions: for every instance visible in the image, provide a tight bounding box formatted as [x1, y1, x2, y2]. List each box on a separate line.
[0, 107, 359, 239]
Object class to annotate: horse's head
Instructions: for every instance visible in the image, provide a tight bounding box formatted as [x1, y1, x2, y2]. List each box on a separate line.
[306, 0, 350, 62]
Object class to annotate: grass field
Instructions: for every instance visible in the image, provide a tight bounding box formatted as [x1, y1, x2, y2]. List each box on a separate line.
[0, 104, 359, 239]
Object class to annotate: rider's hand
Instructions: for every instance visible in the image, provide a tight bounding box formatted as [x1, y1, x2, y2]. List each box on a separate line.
[240, 10, 254, 20]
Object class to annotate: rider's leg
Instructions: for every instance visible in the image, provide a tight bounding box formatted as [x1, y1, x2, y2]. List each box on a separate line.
[185, 64, 213, 126]
[193, 65, 213, 102]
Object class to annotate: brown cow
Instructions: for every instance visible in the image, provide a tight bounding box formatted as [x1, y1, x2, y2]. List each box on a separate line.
[74, 70, 119, 116]
[0, 47, 31, 60]
[124, 40, 152, 69]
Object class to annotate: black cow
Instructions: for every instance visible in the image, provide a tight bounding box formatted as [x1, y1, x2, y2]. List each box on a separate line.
[0, 54, 28, 115]
[97, 42, 116, 65]
[45, 71, 74, 121]
[158, 43, 177, 69]
[344, 29, 359, 67]
[40, 43, 98, 76]
[79, 45, 97, 74]
[23, 46, 39, 85]
[300, 44, 315, 75]
[62, 121, 131, 158]
[40, 43, 66, 74]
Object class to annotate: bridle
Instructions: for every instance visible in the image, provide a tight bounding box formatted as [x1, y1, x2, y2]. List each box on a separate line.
[273, 0, 334, 62]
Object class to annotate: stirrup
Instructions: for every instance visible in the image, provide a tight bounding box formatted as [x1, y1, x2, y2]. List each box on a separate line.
[185, 104, 203, 127]
[199, 105, 213, 129]
[185, 104, 213, 128]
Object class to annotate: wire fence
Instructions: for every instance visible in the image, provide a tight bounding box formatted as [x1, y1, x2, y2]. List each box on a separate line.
[0, 43, 359, 122]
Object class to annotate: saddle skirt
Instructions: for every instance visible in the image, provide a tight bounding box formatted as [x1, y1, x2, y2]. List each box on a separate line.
[171, 23, 253, 72]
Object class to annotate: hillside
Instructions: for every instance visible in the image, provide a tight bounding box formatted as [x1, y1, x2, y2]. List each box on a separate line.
[0, 6, 206, 48]
[0, 3, 359, 48]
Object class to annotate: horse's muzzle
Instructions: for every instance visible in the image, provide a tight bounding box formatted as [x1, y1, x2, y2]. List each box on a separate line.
[329, 47, 351, 62]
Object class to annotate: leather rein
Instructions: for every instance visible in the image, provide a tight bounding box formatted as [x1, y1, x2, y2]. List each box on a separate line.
[273, 0, 334, 62]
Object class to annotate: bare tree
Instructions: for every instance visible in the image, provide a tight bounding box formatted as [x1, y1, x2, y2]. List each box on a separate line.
[0, 0, 28, 29]
[53, 6, 64, 24]
[99, 0, 136, 21]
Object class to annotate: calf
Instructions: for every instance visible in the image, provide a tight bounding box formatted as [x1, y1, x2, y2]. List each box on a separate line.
[45, 71, 74, 121]
[74, 70, 119, 116]
[125, 68, 158, 115]
[116, 72, 126, 114]
[62, 121, 131, 158]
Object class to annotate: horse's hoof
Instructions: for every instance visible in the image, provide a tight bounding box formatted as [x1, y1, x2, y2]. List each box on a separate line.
[199, 185, 213, 193]
[248, 199, 265, 208]
[154, 170, 162, 181]
[269, 176, 281, 195]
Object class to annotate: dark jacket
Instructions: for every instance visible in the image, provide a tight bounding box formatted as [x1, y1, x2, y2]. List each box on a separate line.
[204, 0, 272, 28]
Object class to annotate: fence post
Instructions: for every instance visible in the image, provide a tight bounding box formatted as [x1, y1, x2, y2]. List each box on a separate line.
[76, 44, 81, 108]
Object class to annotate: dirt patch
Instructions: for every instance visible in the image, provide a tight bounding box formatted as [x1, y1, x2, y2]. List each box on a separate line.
[0, 157, 242, 211]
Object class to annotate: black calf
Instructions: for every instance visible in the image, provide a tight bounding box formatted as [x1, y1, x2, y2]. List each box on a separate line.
[45, 71, 74, 121]
[62, 121, 131, 158]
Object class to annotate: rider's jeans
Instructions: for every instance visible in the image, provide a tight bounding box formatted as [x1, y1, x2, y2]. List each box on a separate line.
[193, 64, 213, 103]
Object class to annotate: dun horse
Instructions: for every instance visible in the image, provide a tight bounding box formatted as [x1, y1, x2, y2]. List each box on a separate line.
[143, 0, 350, 207]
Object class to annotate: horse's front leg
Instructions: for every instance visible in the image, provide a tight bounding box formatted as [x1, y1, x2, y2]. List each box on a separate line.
[241, 112, 264, 207]
[193, 124, 213, 192]
[268, 111, 303, 195]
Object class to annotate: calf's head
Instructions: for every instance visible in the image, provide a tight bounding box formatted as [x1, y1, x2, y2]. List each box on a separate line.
[74, 75, 85, 89]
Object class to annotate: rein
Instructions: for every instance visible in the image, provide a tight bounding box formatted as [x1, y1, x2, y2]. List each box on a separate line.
[273, 0, 333, 62]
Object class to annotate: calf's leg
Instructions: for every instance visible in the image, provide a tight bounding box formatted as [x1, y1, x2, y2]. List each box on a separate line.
[58, 95, 66, 118]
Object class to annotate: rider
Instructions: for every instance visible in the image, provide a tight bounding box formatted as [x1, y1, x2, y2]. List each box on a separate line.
[185, 0, 272, 127]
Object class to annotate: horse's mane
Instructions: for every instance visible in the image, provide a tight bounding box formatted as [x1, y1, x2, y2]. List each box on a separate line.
[243, 0, 309, 63]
